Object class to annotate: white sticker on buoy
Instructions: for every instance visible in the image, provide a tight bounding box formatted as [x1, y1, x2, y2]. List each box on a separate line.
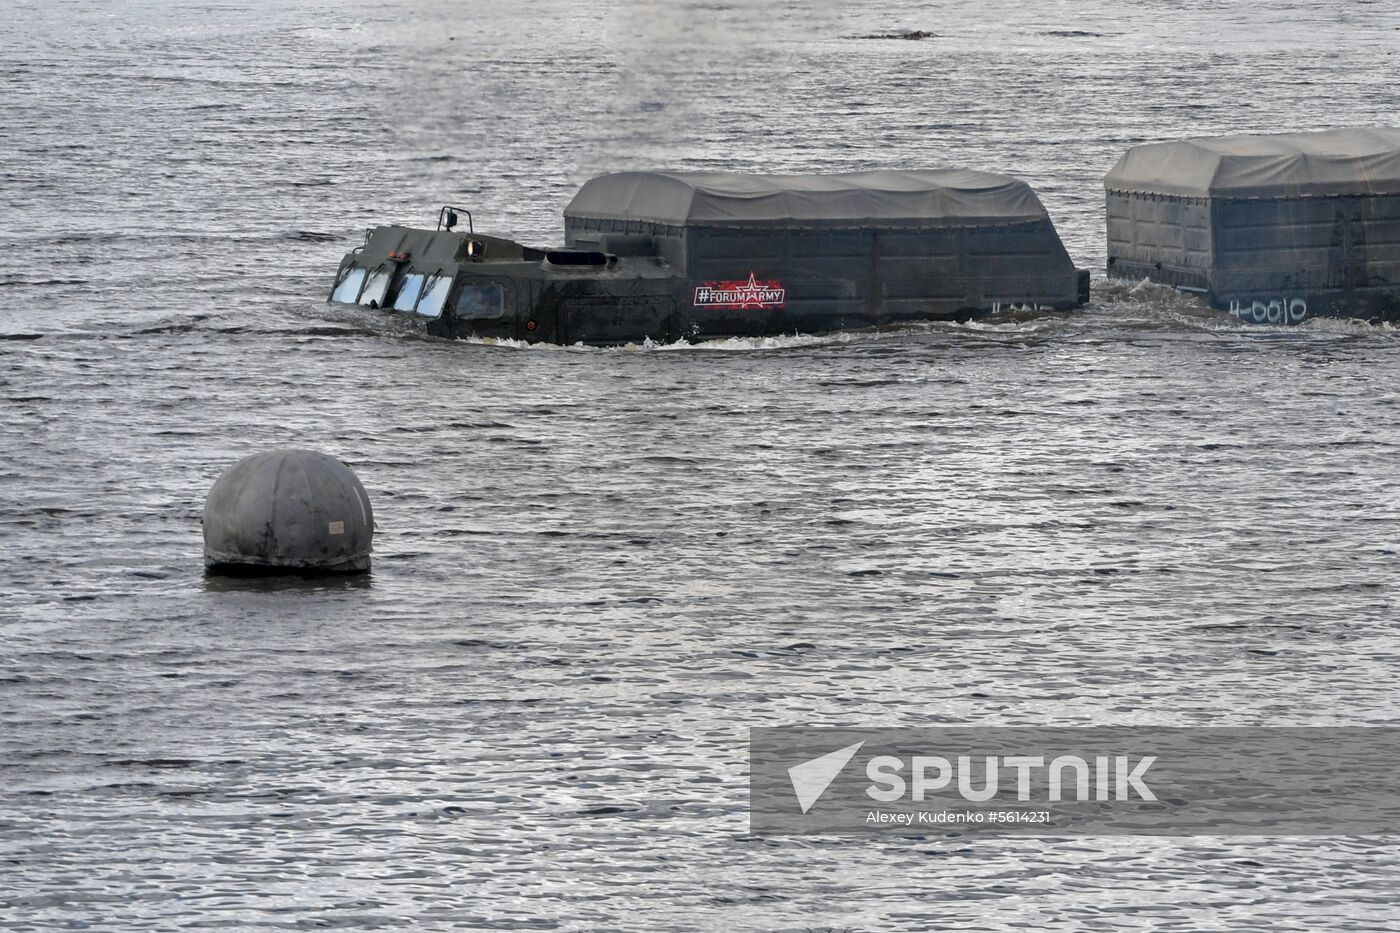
[328, 521, 345, 535]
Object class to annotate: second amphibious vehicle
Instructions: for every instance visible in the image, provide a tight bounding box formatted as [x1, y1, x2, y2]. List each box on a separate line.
[1105, 128, 1400, 324]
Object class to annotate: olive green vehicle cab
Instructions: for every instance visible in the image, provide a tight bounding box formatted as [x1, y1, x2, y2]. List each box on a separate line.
[328, 208, 679, 345]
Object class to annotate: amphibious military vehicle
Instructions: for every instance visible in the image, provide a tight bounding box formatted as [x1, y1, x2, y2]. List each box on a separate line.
[1105, 128, 1400, 324]
[329, 170, 1090, 344]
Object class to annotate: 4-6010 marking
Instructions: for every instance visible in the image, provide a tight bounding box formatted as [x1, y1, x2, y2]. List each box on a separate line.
[1228, 298, 1308, 324]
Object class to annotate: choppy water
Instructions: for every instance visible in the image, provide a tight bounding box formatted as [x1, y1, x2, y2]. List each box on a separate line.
[4, 1, 1400, 930]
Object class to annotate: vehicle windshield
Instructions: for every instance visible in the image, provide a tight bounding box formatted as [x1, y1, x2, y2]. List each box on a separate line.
[416, 275, 452, 319]
[330, 267, 366, 304]
[358, 270, 390, 307]
[392, 274, 426, 312]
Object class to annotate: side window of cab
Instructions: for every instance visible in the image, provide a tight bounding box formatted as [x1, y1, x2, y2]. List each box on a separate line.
[455, 282, 506, 318]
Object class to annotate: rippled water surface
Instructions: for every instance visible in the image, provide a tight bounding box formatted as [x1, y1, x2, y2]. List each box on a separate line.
[4, 0, 1400, 929]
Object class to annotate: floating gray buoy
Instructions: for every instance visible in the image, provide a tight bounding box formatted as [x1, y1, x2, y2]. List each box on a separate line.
[203, 449, 373, 574]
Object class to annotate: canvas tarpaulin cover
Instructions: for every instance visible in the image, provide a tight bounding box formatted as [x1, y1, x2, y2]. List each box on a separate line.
[1104, 128, 1400, 199]
[563, 170, 1050, 228]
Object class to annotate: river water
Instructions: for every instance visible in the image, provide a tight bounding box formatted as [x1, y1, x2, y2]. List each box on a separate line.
[3, 0, 1400, 930]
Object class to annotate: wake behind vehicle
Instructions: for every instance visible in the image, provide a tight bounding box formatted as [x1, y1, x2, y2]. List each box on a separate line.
[328, 170, 1090, 344]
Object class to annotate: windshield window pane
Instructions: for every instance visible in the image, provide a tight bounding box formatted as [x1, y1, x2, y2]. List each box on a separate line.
[358, 270, 391, 307]
[456, 283, 505, 318]
[416, 275, 452, 319]
[330, 267, 366, 304]
[392, 273, 425, 312]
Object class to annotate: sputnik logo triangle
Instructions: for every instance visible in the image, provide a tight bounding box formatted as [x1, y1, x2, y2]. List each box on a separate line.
[788, 741, 865, 814]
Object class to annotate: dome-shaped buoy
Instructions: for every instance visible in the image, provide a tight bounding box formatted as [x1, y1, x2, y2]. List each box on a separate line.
[203, 449, 373, 574]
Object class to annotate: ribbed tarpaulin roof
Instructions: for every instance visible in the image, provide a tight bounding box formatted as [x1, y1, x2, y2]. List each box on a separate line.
[1105, 128, 1400, 198]
[563, 170, 1049, 228]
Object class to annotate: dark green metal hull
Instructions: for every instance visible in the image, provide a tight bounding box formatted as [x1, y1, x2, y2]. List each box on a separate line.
[329, 222, 1088, 346]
